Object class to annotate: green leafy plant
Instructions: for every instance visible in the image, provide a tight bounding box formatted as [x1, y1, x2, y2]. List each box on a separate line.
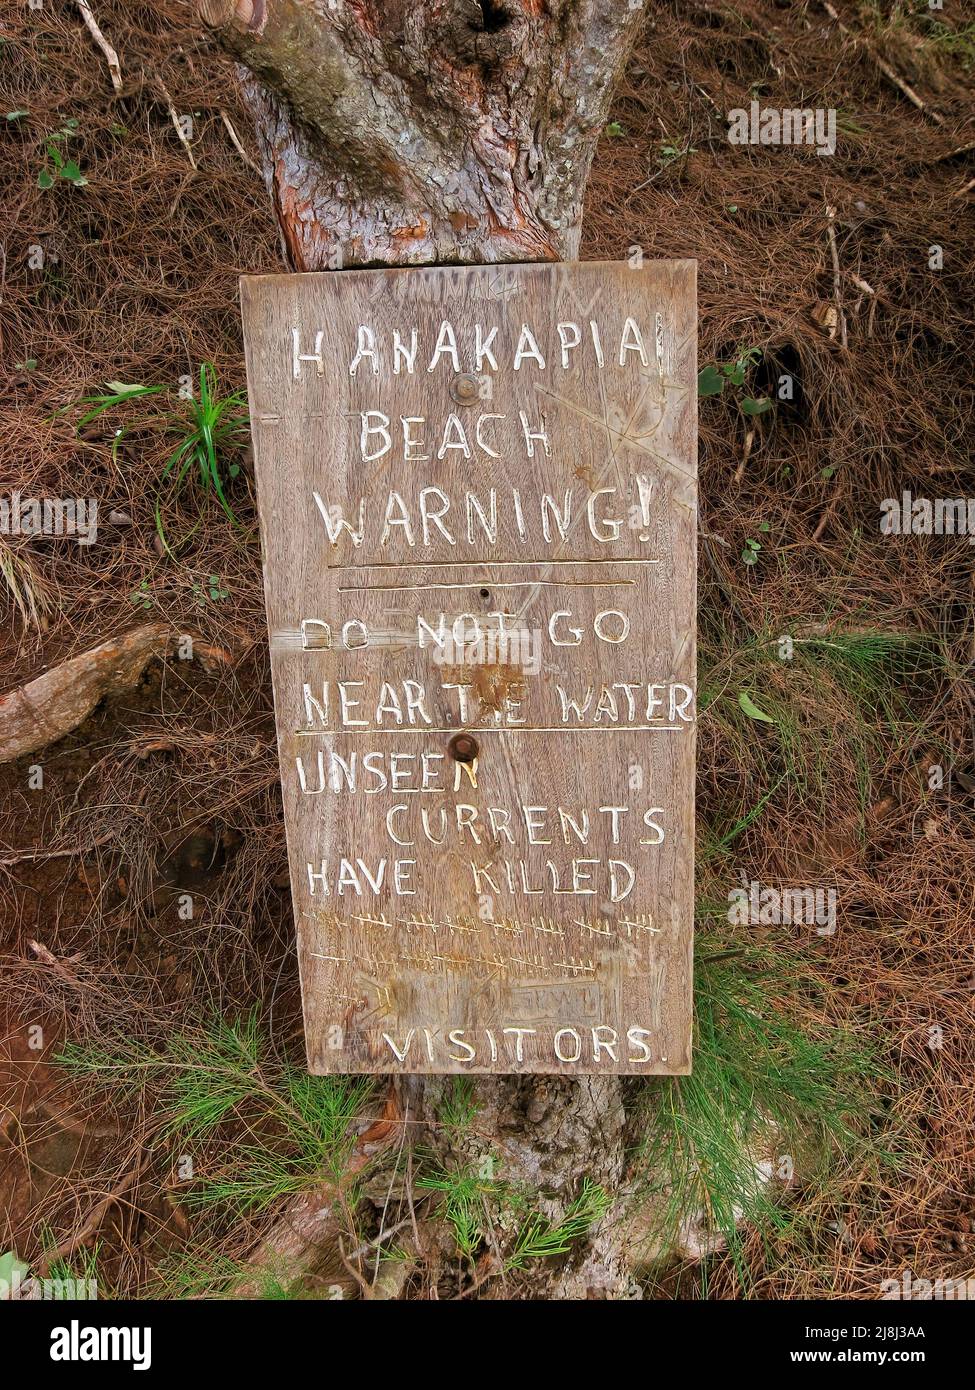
[152, 1248, 314, 1301]
[74, 365, 250, 555]
[0, 1250, 30, 1288]
[737, 690, 775, 724]
[417, 1158, 608, 1273]
[834, 109, 867, 140]
[44, 1245, 102, 1296]
[658, 139, 698, 167]
[192, 573, 230, 605]
[37, 117, 87, 188]
[697, 618, 943, 820]
[76, 380, 158, 421]
[699, 345, 773, 417]
[697, 364, 725, 396]
[740, 520, 771, 568]
[129, 577, 153, 610]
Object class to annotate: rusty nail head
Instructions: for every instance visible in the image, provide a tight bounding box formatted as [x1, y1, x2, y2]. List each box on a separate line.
[448, 733, 479, 764]
[450, 373, 480, 406]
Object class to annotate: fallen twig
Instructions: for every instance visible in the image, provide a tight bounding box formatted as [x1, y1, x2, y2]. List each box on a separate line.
[158, 81, 198, 170]
[848, 272, 876, 297]
[820, 2, 944, 126]
[932, 139, 975, 163]
[825, 204, 848, 351]
[347, 1214, 418, 1265]
[25, 942, 120, 1007]
[75, 1, 122, 93]
[28, 940, 84, 986]
[0, 831, 116, 868]
[34, 1151, 150, 1279]
[219, 110, 261, 175]
[812, 500, 837, 543]
[337, 1234, 374, 1298]
[734, 427, 756, 485]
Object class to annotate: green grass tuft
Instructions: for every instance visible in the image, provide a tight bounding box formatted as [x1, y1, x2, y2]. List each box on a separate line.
[634, 944, 891, 1286]
[58, 1012, 376, 1215]
[505, 1179, 610, 1271]
[72, 364, 249, 556]
[698, 621, 944, 837]
[437, 1077, 480, 1133]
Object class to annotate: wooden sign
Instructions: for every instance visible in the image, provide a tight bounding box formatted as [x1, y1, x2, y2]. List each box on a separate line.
[240, 260, 696, 1075]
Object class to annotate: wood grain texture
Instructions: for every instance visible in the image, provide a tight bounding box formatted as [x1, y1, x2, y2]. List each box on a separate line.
[240, 259, 696, 1074]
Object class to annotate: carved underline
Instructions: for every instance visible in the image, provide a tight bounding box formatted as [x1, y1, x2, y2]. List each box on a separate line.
[328, 558, 661, 570]
[294, 725, 686, 735]
[337, 578, 634, 592]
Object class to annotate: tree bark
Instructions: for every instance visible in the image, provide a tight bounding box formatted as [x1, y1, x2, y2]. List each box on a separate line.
[200, 0, 645, 270]
[202, 0, 648, 1298]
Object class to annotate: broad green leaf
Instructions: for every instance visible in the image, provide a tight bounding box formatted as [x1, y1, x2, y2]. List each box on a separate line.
[741, 395, 773, 415]
[698, 365, 724, 397]
[738, 691, 776, 724]
[104, 381, 148, 396]
[37, 169, 54, 189]
[0, 1250, 30, 1287]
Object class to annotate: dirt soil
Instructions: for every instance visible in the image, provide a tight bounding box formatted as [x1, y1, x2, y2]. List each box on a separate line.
[1, 0, 974, 1298]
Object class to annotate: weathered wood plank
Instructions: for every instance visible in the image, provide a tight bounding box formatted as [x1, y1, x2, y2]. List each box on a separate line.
[240, 259, 697, 1074]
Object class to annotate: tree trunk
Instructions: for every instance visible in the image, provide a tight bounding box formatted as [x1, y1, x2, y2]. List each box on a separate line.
[201, 0, 648, 1298]
[200, 0, 644, 270]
